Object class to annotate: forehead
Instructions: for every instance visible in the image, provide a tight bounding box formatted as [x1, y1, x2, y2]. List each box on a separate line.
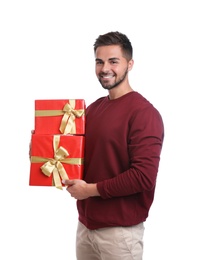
[95, 45, 124, 60]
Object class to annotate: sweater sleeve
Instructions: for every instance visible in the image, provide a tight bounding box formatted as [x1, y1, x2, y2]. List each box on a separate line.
[97, 105, 164, 199]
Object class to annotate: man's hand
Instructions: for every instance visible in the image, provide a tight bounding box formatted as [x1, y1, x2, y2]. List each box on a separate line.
[29, 130, 35, 160]
[62, 179, 100, 200]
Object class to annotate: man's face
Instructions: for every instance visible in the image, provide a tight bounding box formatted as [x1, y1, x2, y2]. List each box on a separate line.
[95, 45, 133, 90]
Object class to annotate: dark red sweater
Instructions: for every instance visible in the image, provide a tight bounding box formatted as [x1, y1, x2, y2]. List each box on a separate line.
[77, 91, 164, 230]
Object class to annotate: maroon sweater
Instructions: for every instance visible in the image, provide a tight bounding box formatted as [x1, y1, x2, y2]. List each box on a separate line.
[77, 91, 164, 230]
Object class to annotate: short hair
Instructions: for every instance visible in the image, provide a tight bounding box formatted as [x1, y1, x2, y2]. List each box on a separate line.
[93, 31, 133, 61]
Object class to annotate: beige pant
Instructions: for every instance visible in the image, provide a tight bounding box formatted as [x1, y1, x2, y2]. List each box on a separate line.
[76, 221, 144, 260]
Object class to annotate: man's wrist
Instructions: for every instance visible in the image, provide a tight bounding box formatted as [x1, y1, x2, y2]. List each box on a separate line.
[88, 183, 100, 197]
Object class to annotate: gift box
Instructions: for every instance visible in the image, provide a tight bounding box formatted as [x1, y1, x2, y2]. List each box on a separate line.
[29, 134, 85, 189]
[34, 99, 86, 135]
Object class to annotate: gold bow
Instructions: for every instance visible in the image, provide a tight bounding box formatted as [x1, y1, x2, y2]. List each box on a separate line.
[59, 100, 84, 134]
[31, 135, 84, 190]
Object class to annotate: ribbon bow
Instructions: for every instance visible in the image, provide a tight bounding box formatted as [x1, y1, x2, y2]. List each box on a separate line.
[60, 100, 84, 134]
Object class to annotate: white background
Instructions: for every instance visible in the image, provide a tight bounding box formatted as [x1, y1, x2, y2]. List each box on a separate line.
[1, 0, 198, 259]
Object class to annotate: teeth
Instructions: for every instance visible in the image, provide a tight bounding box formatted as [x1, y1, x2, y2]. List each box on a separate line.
[103, 75, 113, 78]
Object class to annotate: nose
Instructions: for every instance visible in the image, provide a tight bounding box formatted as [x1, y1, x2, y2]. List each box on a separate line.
[101, 62, 111, 73]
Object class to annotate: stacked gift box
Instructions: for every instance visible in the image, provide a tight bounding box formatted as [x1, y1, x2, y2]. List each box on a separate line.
[29, 99, 86, 190]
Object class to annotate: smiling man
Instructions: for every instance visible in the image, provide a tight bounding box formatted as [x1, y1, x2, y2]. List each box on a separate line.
[95, 44, 133, 91]
[63, 31, 164, 260]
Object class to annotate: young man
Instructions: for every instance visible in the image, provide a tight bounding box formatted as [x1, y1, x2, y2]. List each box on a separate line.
[63, 31, 164, 260]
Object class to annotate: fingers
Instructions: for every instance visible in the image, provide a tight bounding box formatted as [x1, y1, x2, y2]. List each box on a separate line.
[62, 179, 74, 186]
[29, 130, 34, 160]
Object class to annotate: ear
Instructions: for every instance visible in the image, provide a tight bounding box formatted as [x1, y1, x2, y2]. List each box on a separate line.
[128, 59, 134, 71]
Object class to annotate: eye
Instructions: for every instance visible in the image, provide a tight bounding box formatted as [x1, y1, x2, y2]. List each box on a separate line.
[96, 60, 103, 65]
[110, 59, 119, 64]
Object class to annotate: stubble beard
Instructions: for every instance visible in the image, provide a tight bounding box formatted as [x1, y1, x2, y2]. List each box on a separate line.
[99, 68, 129, 90]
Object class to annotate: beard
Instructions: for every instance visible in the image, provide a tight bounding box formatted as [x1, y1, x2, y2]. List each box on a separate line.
[99, 68, 129, 90]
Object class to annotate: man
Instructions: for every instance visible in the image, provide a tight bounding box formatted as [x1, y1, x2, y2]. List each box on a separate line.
[63, 31, 164, 260]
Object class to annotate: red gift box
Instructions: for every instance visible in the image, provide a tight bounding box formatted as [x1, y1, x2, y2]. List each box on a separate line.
[34, 99, 86, 135]
[29, 134, 85, 189]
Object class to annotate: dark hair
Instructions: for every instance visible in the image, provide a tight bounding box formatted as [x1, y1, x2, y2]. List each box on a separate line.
[94, 31, 133, 60]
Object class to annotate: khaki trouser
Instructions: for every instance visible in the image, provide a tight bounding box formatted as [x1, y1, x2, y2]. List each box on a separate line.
[76, 221, 144, 260]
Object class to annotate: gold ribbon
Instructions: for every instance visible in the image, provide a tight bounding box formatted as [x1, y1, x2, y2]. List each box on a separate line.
[35, 100, 85, 134]
[31, 135, 84, 190]
[59, 100, 85, 134]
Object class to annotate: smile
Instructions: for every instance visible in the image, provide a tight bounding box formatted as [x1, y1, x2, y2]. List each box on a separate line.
[101, 74, 114, 79]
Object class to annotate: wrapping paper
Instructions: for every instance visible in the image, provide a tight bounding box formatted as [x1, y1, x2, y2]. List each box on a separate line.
[29, 134, 85, 189]
[34, 99, 86, 135]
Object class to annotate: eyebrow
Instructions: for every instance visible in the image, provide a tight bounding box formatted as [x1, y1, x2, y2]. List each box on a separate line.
[95, 57, 120, 62]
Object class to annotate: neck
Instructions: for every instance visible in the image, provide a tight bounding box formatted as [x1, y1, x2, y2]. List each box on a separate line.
[108, 85, 133, 100]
